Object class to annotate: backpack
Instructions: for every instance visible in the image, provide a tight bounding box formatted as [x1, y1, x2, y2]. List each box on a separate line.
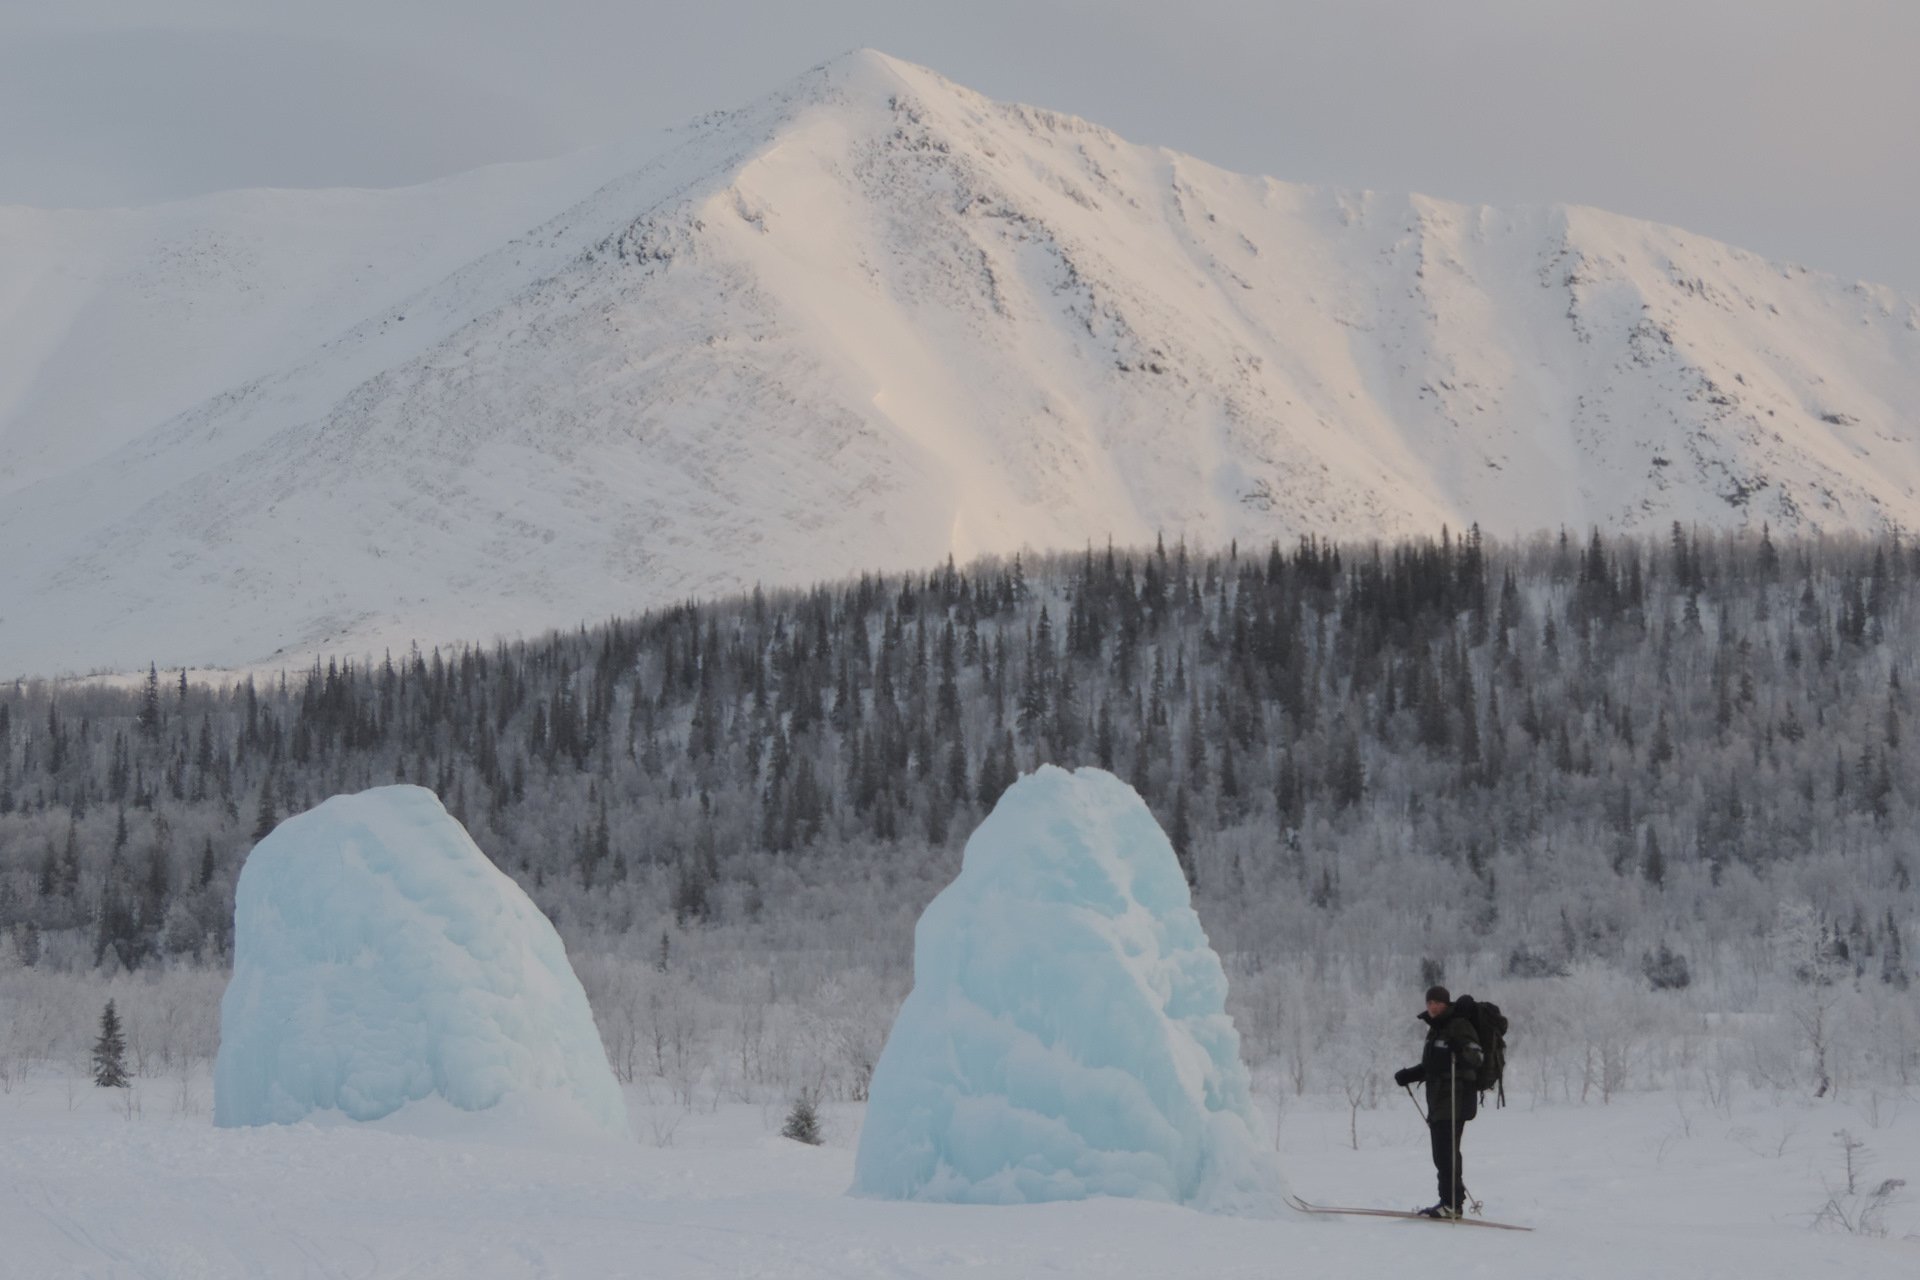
[1457, 995, 1509, 1108]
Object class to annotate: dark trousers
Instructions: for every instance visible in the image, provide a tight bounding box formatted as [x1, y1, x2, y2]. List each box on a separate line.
[1428, 1114, 1468, 1209]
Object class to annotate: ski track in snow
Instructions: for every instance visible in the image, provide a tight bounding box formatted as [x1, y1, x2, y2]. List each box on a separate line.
[5, 1074, 1919, 1278]
[3, 49, 1919, 679]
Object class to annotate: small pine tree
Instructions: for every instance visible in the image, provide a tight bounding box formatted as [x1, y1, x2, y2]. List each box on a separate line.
[781, 1092, 823, 1145]
[1642, 942, 1692, 990]
[1641, 828, 1667, 888]
[93, 1000, 129, 1088]
[1330, 730, 1365, 810]
[252, 781, 278, 841]
[1884, 909, 1910, 990]
[136, 663, 162, 741]
[1169, 787, 1195, 888]
[671, 858, 710, 926]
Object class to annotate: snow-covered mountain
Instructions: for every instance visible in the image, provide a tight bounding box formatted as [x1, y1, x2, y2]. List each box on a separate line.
[4, 49, 1918, 677]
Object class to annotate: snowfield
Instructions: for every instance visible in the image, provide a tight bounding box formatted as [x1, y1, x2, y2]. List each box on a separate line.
[5, 49, 1920, 677]
[6, 1074, 1916, 1278]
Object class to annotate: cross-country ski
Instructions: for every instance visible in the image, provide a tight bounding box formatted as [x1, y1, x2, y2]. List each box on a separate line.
[1287, 1196, 1533, 1232]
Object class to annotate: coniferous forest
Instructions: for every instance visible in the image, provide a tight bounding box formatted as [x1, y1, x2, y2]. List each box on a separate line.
[1, 526, 1916, 1104]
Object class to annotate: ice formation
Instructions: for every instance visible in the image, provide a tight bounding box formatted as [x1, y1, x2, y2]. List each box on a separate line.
[853, 765, 1282, 1213]
[213, 786, 627, 1138]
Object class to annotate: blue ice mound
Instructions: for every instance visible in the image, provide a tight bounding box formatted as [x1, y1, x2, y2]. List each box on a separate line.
[214, 786, 627, 1138]
[852, 766, 1282, 1213]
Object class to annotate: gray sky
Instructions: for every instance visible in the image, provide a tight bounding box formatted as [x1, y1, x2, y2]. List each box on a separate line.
[5, 1, 1917, 295]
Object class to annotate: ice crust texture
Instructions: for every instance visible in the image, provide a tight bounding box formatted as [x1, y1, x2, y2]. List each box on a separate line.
[213, 786, 627, 1137]
[853, 765, 1283, 1213]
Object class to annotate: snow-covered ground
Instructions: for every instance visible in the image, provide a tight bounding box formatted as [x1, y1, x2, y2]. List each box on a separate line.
[8, 1073, 1915, 1278]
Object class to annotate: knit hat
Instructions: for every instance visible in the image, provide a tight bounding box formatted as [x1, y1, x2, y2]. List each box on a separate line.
[1424, 985, 1451, 1005]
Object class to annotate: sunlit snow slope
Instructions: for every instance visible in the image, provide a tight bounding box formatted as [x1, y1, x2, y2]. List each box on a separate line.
[4, 50, 1918, 676]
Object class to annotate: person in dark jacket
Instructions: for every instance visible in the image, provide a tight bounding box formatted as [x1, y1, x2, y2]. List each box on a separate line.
[1392, 985, 1484, 1217]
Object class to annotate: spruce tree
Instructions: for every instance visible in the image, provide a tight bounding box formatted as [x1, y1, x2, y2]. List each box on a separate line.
[92, 1000, 129, 1088]
[137, 663, 162, 741]
[36, 840, 57, 898]
[1170, 786, 1195, 888]
[252, 781, 279, 841]
[781, 1091, 823, 1145]
[1330, 731, 1365, 810]
[1885, 910, 1910, 990]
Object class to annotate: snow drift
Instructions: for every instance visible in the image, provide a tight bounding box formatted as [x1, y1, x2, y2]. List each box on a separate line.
[853, 765, 1283, 1213]
[213, 786, 627, 1139]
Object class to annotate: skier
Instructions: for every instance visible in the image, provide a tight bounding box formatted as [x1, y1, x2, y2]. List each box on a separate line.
[1392, 985, 1484, 1218]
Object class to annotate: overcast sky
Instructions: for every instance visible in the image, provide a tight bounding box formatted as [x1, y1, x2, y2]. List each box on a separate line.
[4, 1, 1916, 295]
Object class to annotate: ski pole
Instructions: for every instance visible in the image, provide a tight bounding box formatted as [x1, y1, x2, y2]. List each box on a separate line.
[1403, 1082, 1426, 1123]
[1451, 1054, 1460, 1217]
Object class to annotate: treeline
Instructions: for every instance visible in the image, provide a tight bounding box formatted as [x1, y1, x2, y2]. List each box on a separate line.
[0, 525, 1915, 1006]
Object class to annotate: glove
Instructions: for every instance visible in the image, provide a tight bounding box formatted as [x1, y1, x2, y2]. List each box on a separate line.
[1393, 1068, 1417, 1087]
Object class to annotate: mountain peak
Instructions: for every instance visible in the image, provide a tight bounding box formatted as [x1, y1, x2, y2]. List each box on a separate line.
[818, 47, 921, 78]
[771, 47, 946, 109]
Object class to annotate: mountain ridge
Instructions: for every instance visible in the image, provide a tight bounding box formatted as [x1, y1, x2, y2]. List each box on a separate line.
[3, 49, 1918, 677]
